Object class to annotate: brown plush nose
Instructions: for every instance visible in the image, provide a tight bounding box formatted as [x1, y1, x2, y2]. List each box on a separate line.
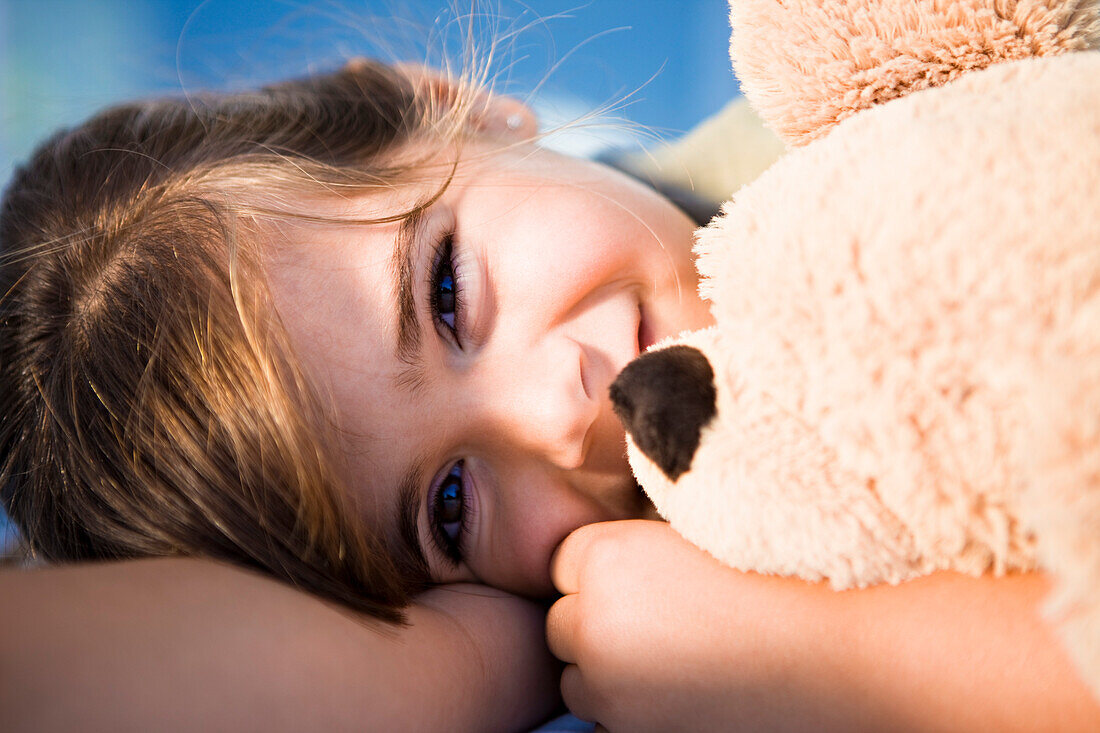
[610, 345, 717, 481]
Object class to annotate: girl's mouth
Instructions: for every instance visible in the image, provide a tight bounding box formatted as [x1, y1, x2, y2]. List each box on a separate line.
[637, 304, 655, 355]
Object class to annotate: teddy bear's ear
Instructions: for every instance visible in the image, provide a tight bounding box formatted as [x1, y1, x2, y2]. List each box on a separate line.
[729, 0, 1100, 147]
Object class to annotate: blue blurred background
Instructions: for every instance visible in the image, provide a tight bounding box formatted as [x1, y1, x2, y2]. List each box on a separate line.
[0, 0, 741, 550]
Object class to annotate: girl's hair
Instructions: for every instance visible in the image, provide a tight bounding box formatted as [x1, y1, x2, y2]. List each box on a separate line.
[0, 60, 478, 620]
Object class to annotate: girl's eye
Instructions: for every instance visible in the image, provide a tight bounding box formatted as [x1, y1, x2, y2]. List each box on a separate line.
[429, 233, 461, 343]
[430, 461, 468, 563]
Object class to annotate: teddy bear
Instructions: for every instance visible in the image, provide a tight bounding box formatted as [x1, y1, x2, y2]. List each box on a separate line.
[610, 0, 1100, 698]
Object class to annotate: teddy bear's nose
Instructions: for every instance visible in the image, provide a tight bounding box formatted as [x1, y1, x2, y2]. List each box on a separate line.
[610, 345, 717, 481]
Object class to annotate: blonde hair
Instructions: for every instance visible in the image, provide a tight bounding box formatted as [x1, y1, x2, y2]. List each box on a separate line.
[0, 60, 491, 620]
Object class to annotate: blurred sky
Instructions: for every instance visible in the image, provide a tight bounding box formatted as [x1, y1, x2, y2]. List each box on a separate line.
[0, 0, 740, 546]
[0, 0, 741, 181]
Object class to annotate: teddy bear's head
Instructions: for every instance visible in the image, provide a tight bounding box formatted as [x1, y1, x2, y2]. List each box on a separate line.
[730, 0, 1100, 146]
[611, 0, 1100, 588]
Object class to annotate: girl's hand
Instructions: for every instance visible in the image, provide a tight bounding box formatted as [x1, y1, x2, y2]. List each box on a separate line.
[546, 521, 1100, 732]
[546, 520, 833, 732]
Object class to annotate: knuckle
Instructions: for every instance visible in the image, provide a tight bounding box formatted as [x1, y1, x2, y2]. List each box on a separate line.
[544, 597, 571, 654]
[572, 612, 598, 661]
[562, 521, 602, 555]
[559, 665, 594, 722]
[584, 529, 629, 574]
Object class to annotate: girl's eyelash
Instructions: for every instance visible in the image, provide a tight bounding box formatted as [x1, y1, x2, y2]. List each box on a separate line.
[425, 230, 471, 566]
[428, 460, 472, 565]
[427, 232, 462, 346]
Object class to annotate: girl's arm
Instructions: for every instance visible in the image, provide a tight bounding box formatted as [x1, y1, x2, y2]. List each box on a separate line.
[548, 520, 1100, 732]
[0, 558, 559, 732]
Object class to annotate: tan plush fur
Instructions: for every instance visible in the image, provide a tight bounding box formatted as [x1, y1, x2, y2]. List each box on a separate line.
[628, 0, 1100, 700]
[731, 0, 1100, 146]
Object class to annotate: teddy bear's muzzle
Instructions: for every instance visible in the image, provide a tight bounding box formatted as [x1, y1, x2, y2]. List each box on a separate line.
[610, 345, 717, 481]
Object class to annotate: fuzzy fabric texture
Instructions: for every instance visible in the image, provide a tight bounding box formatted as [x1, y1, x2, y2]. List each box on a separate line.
[624, 0, 1100, 701]
[730, 0, 1100, 146]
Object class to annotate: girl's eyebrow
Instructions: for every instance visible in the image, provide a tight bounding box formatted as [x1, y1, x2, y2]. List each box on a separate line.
[391, 210, 428, 393]
[396, 457, 430, 579]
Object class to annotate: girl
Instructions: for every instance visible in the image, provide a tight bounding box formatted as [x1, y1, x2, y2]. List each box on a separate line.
[1, 47, 1098, 733]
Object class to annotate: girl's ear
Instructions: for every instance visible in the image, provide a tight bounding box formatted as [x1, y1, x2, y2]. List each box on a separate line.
[345, 58, 538, 140]
[475, 93, 539, 139]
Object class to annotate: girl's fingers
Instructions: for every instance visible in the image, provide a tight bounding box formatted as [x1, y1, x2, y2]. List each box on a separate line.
[550, 522, 606, 595]
[545, 592, 579, 663]
[559, 663, 597, 724]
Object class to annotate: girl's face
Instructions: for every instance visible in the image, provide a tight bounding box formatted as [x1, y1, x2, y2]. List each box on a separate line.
[268, 141, 712, 597]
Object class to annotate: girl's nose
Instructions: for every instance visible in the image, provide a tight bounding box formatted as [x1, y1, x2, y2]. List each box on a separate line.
[472, 333, 598, 470]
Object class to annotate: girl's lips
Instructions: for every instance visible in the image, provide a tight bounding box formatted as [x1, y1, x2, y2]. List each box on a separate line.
[637, 304, 656, 355]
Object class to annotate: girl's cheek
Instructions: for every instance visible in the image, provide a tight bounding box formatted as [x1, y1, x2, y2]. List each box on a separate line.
[481, 513, 561, 597]
[483, 470, 615, 596]
[520, 510, 600, 597]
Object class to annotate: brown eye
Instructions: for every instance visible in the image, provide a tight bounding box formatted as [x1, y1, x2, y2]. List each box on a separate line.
[429, 234, 461, 340]
[430, 461, 466, 562]
[438, 473, 462, 527]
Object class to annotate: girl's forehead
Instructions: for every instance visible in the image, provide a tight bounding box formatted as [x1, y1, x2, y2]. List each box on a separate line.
[264, 145, 528, 226]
